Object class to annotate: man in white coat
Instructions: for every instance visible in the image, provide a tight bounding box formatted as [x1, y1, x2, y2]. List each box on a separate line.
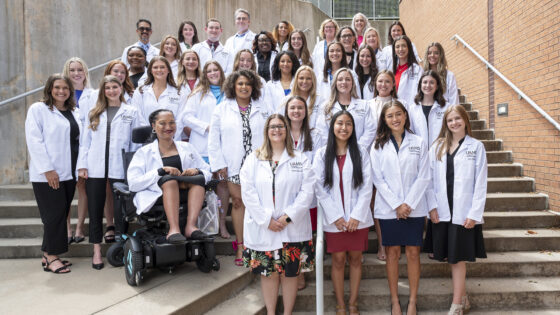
[120, 19, 160, 68]
[192, 19, 233, 75]
[224, 8, 256, 57]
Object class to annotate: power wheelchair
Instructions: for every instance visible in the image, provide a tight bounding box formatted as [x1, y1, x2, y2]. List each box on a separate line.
[106, 126, 220, 286]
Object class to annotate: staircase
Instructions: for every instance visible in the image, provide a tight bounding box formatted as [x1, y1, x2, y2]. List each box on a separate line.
[1, 93, 559, 313]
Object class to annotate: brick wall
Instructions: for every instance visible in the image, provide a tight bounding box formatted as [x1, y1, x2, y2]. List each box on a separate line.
[400, 0, 560, 211]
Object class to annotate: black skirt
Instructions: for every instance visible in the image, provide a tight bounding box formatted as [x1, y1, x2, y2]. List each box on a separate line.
[423, 220, 487, 264]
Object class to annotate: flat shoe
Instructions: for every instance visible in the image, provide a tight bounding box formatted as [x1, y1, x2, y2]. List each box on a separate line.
[74, 235, 85, 243]
[67, 236, 75, 245]
[167, 233, 187, 244]
[188, 230, 207, 240]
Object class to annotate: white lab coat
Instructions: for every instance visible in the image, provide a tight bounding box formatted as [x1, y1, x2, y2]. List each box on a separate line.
[240, 150, 315, 251]
[25, 102, 82, 182]
[444, 70, 460, 105]
[317, 68, 362, 100]
[131, 83, 182, 127]
[311, 39, 328, 82]
[276, 94, 324, 130]
[370, 131, 430, 219]
[396, 63, 424, 108]
[121, 43, 160, 68]
[77, 88, 97, 127]
[80, 90, 133, 127]
[368, 96, 409, 125]
[127, 140, 212, 214]
[408, 101, 449, 148]
[77, 104, 139, 179]
[224, 30, 256, 56]
[382, 42, 421, 71]
[265, 79, 294, 112]
[208, 98, 272, 175]
[360, 76, 375, 101]
[427, 135, 488, 225]
[315, 97, 376, 149]
[192, 41, 233, 75]
[136, 59, 180, 87]
[180, 91, 219, 157]
[276, 41, 289, 53]
[254, 51, 277, 82]
[313, 145, 374, 233]
[375, 49, 388, 72]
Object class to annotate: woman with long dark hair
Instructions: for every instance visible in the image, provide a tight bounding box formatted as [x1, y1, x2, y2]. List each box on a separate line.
[313, 110, 373, 315]
[177, 21, 199, 51]
[355, 45, 378, 100]
[288, 30, 313, 67]
[265, 50, 301, 111]
[382, 21, 421, 70]
[392, 35, 424, 107]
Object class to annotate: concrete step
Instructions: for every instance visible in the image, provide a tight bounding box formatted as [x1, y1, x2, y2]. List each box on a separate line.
[481, 139, 503, 151]
[293, 310, 560, 314]
[0, 218, 140, 238]
[289, 276, 560, 312]
[0, 200, 78, 219]
[311, 251, 560, 280]
[460, 101, 471, 111]
[485, 192, 548, 211]
[488, 163, 522, 177]
[487, 176, 534, 192]
[472, 129, 495, 140]
[459, 94, 465, 103]
[468, 110, 479, 120]
[470, 119, 486, 130]
[0, 184, 79, 202]
[483, 211, 559, 229]
[487, 151, 513, 163]
[205, 281, 265, 315]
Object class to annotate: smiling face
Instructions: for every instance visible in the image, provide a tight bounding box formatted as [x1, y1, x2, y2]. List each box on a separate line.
[182, 52, 199, 72]
[152, 111, 176, 141]
[278, 22, 289, 38]
[376, 73, 394, 97]
[446, 110, 466, 136]
[109, 64, 127, 84]
[290, 32, 303, 51]
[128, 48, 146, 69]
[206, 63, 221, 85]
[296, 69, 313, 93]
[395, 39, 409, 61]
[68, 61, 85, 88]
[287, 99, 306, 123]
[267, 117, 287, 144]
[340, 28, 355, 50]
[324, 22, 336, 40]
[328, 44, 343, 64]
[279, 54, 293, 75]
[384, 105, 407, 134]
[390, 24, 403, 40]
[427, 46, 441, 66]
[151, 60, 170, 82]
[205, 21, 222, 41]
[104, 81, 122, 103]
[163, 38, 178, 59]
[354, 16, 366, 33]
[358, 48, 372, 68]
[238, 51, 254, 70]
[257, 34, 272, 53]
[136, 21, 152, 44]
[336, 71, 353, 95]
[235, 12, 250, 33]
[421, 75, 437, 97]
[235, 75, 252, 101]
[365, 30, 379, 50]
[182, 24, 195, 42]
[51, 79, 70, 106]
[334, 113, 353, 142]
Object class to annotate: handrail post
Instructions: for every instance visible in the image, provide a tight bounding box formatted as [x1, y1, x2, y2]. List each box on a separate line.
[315, 204, 324, 315]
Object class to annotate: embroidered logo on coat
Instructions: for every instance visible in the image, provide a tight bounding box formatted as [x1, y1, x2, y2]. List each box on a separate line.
[289, 161, 304, 172]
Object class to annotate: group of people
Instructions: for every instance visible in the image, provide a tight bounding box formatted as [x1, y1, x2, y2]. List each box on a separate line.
[24, 8, 486, 315]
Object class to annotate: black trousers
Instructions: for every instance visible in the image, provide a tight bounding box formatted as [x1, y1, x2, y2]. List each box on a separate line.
[86, 178, 123, 244]
[32, 180, 76, 255]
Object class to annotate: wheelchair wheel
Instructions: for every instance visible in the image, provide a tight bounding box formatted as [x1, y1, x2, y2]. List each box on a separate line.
[107, 241, 125, 267]
[124, 239, 143, 286]
[196, 254, 213, 273]
[212, 258, 220, 271]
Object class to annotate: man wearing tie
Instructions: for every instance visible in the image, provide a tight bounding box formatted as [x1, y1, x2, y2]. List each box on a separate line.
[192, 18, 233, 75]
[120, 19, 160, 68]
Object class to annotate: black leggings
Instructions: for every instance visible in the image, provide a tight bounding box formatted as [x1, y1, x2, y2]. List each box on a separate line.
[86, 178, 123, 244]
[32, 180, 76, 255]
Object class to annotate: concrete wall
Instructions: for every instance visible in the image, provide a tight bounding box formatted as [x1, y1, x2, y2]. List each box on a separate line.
[0, 0, 328, 184]
[400, 0, 560, 210]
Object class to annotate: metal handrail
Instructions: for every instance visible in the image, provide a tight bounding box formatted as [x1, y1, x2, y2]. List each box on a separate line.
[0, 42, 161, 108]
[451, 34, 560, 132]
[315, 204, 325, 315]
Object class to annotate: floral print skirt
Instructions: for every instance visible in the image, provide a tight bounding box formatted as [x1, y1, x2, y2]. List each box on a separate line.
[243, 240, 315, 277]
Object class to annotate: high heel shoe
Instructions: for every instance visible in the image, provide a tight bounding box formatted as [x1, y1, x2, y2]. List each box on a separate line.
[461, 295, 471, 313]
[448, 303, 463, 315]
[232, 240, 244, 266]
[348, 302, 360, 315]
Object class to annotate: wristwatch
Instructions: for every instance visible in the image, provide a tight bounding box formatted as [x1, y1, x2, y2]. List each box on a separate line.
[285, 216, 292, 223]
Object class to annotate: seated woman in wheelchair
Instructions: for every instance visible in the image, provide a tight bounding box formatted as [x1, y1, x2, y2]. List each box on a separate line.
[127, 109, 212, 244]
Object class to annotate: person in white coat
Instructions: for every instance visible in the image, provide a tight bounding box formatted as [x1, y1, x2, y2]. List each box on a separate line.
[177, 20, 199, 51]
[25, 74, 81, 274]
[77, 76, 139, 269]
[224, 8, 256, 57]
[208, 70, 271, 265]
[316, 68, 376, 150]
[180, 60, 231, 239]
[382, 21, 421, 71]
[175, 50, 201, 141]
[370, 100, 430, 315]
[132, 56, 181, 128]
[352, 12, 371, 47]
[62, 57, 95, 244]
[278, 66, 323, 129]
[311, 19, 339, 82]
[240, 114, 315, 315]
[422, 42, 460, 105]
[158, 35, 182, 80]
[355, 45, 379, 100]
[424, 105, 488, 315]
[313, 110, 373, 315]
[127, 109, 212, 243]
[392, 35, 424, 108]
[287, 30, 314, 68]
[264, 51, 300, 112]
[409, 70, 449, 148]
[192, 19, 232, 75]
[232, 48, 267, 88]
[120, 19, 160, 68]
[127, 46, 148, 88]
[361, 27, 388, 71]
[317, 42, 362, 100]
[337, 26, 359, 71]
[253, 31, 278, 82]
[272, 21, 294, 53]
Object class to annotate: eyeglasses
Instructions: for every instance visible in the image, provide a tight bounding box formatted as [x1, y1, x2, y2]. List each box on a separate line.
[341, 34, 354, 39]
[268, 125, 286, 130]
[138, 27, 152, 32]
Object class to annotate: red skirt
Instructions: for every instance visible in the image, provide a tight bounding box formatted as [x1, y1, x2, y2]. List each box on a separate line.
[325, 227, 369, 253]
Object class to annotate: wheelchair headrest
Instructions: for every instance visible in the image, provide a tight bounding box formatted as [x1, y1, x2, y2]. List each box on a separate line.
[132, 126, 153, 144]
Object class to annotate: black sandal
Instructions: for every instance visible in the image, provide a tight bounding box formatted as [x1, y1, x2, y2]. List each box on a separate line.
[45, 258, 71, 274]
[42, 255, 71, 270]
[104, 226, 116, 243]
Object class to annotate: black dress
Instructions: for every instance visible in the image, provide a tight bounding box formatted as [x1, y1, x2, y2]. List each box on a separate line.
[423, 140, 487, 264]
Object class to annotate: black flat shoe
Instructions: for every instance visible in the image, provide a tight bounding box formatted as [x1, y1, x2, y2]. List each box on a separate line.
[167, 233, 187, 244]
[188, 230, 207, 240]
[68, 236, 75, 245]
[74, 235, 85, 243]
[92, 262, 104, 270]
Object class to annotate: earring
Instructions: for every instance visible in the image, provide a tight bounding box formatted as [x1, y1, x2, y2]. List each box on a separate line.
[152, 129, 156, 134]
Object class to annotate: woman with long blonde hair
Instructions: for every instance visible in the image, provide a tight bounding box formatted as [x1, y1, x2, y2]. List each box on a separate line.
[422, 42, 459, 105]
